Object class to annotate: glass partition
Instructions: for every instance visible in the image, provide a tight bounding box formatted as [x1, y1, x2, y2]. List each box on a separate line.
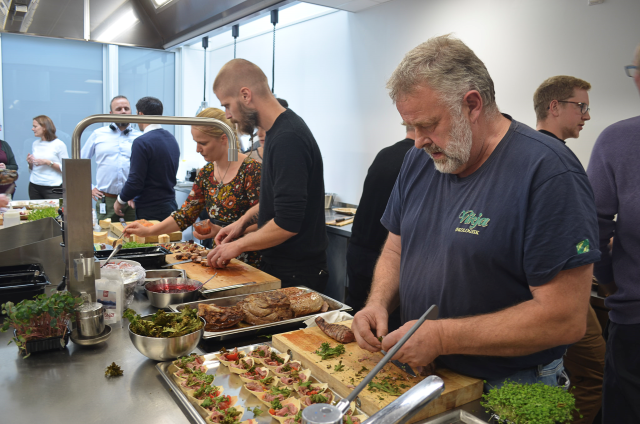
[1, 34, 103, 201]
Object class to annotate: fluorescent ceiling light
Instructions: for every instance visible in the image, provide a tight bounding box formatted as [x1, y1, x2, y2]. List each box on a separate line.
[152, 0, 174, 8]
[64, 90, 89, 94]
[85, 79, 102, 84]
[96, 10, 139, 43]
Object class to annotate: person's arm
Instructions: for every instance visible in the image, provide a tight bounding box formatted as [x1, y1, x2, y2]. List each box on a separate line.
[118, 139, 148, 203]
[382, 264, 592, 367]
[352, 232, 401, 352]
[215, 204, 260, 245]
[124, 216, 181, 238]
[2, 141, 18, 170]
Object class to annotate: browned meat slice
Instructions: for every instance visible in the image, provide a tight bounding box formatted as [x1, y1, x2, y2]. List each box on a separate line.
[197, 303, 244, 330]
[240, 291, 293, 325]
[289, 292, 324, 317]
[315, 316, 355, 343]
[277, 287, 305, 297]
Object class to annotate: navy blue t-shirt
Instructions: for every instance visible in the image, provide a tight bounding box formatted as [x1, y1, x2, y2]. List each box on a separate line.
[381, 117, 600, 381]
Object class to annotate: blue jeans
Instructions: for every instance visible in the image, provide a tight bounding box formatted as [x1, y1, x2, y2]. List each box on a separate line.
[484, 358, 570, 392]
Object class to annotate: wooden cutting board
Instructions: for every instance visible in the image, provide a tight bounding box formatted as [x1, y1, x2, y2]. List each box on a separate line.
[164, 254, 280, 296]
[272, 321, 483, 422]
[109, 220, 182, 243]
[326, 217, 354, 226]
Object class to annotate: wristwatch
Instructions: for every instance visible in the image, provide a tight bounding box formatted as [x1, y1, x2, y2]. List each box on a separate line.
[48, 161, 54, 167]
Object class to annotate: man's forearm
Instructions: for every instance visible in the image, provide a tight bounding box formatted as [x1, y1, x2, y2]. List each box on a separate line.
[239, 204, 259, 229]
[235, 219, 295, 252]
[366, 235, 402, 312]
[437, 264, 593, 358]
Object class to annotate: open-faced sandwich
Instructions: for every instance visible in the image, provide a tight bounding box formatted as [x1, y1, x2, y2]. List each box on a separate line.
[228, 357, 256, 375]
[238, 366, 270, 384]
[255, 385, 295, 408]
[185, 383, 224, 403]
[195, 393, 239, 419]
[243, 375, 275, 395]
[272, 361, 303, 377]
[262, 351, 290, 368]
[278, 369, 311, 388]
[247, 344, 272, 363]
[214, 347, 246, 367]
[171, 353, 208, 375]
[267, 398, 301, 424]
[206, 405, 244, 424]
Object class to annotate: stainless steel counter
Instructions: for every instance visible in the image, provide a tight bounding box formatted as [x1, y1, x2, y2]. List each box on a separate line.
[325, 208, 353, 237]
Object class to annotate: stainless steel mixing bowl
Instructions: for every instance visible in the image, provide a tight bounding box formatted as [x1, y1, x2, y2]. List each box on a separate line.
[144, 278, 203, 309]
[128, 314, 205, 361]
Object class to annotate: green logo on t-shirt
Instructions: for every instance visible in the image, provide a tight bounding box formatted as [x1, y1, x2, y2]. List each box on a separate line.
[455, 210, 490, 235]
[576, 239, 590, 254]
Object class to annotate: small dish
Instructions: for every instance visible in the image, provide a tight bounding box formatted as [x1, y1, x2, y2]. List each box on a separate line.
[70, 324, 112, 346]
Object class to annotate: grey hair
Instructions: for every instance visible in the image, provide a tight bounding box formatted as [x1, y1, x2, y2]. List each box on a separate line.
[387, 34, 499, 116]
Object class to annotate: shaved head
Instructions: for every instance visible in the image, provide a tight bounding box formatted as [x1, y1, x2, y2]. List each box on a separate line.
[213, 59, 271, 99]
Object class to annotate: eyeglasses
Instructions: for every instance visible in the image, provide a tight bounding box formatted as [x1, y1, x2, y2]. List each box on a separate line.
[625, 65, 638, 77]
[558, 101, 590, 115]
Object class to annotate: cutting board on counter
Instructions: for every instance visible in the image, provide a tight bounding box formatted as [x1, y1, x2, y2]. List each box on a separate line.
[164, 254, 280, 296]
[272, 321, 483, 422]
[109, 221, 182, 243]
[326, 217, 354, 226]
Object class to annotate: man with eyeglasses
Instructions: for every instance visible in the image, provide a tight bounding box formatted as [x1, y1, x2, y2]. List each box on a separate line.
[587, 43, 640, 423]
[532, 75, 602, 424]
[533, 76, 591, 143]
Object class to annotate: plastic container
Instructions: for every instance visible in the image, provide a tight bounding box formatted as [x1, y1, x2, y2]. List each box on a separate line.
[95, 269, 124, 326]
[18, 328, 71, 355]
[94, 246, 171, 270]
[0, 263, 50, 305]
[3, 209, 20, 227]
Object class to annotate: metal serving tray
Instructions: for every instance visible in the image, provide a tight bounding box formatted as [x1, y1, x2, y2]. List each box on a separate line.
[169, 287, 351, 341]
[156, 343, 366, 424]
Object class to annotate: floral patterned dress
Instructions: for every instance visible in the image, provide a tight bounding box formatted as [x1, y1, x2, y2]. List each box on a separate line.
[172, 158, 261, 266]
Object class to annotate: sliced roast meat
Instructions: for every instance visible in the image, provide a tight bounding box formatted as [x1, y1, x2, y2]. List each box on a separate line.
[198, 303, 244, 330]
[289, 292, 325, 317]
[263, 393, 285, 402]
[315, 316, 355, 343]
[277, 287, 306, 297]
[245, 382, 266, 392]
[280, 376, 294, 385]
[239, 291, 293, 325]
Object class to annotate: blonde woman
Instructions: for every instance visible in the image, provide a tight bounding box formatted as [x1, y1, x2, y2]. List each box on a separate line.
[124, 108, 262, 266]
[27, 115, 69, 199]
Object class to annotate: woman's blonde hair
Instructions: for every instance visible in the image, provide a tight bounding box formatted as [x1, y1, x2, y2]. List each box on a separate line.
[193, 108, 234, 139]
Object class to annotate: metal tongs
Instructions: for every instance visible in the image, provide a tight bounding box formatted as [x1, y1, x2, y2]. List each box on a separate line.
[302, 304, 443, 424]
[100, 218, 127, 268]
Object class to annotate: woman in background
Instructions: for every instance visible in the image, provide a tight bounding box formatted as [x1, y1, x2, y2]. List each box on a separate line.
[125, 108, 262, 266]
[0, 139, 18, 196]
[27, 115, 68, 200]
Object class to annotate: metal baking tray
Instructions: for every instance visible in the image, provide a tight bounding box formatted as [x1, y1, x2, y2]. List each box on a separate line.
[95, 245, 171, 269]
[156, 343, 367, 424]
[168, 286, 351, 341]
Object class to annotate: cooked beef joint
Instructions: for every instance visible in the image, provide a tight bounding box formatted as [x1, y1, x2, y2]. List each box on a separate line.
[277, 287, 305, 297]
[239, 291, 293, 325]
[289, 292, 324, 317]
[197, 303, 244, 330]
[315, 316, 355, 343]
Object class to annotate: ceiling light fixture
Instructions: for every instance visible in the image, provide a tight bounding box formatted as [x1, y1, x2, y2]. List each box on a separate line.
[152, 0, 174, 7]
[232, 24, 239, 58]
[270, 9, 279, 94]
[85, 79, 103, 84]
[96, 10, 139, 43]
[196, 36, 209, 115]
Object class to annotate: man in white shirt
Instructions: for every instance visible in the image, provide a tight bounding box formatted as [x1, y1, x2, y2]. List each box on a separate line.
[81, 95, 142, 221]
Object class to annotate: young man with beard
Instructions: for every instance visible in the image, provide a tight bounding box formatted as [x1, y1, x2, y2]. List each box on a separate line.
[534, 76, 603, 424]
[351, 35, 600, 390]
[208, 59, 328, 293]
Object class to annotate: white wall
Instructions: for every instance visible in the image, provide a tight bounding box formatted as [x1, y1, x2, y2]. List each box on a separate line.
[188, 0, 640, 204]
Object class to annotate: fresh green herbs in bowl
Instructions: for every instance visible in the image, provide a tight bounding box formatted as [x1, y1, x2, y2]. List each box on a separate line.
[481, 381, 579, 424]
[27, 206, 58, 221]
[121, 241, 155, 249]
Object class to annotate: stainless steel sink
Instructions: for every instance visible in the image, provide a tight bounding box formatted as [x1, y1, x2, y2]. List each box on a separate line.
[421, 410, 490, 424]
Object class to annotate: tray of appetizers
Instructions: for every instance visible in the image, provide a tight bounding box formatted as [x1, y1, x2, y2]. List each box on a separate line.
[156, 342, 368, 424]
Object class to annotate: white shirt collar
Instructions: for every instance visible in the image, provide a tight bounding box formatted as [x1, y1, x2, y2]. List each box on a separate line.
[143, 124, 162, 134]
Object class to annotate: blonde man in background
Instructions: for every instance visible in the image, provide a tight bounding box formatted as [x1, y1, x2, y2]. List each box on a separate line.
[534, 76, 591, 143]
[533, 75, 603, 424]
[125, 108, 262, 266]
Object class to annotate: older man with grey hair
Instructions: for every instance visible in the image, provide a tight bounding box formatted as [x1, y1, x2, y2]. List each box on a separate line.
[351, 35, 601, 389]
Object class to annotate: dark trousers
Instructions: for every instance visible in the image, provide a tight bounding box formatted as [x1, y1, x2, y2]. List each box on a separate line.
[135, 199, 178, 221]
[346, 242, 402, 332]
[260, 261, 328, 294]
[602, 321, 640, 423]
[28, 182, 61, 200]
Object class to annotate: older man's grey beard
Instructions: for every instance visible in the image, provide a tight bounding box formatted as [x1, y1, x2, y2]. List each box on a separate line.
[423, 112, 473, 174]
[233, 102, 260, 136]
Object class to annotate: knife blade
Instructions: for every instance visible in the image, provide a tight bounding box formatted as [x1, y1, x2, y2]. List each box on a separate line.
[161, 259, 193, 268]
[380, 305, 439, 378]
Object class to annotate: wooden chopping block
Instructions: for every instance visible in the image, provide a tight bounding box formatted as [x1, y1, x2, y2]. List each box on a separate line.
[109, 220, 182, 243]
[326, 217, 354, 226]
[164, 254, 280, 297]
[272, 321, 482, 422]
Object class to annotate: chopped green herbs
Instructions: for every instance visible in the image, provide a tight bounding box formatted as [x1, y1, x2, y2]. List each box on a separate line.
[122, 241, 154, 249]
[377, 336, 383, 342]
[310, 394, 329, 404]
[368, 381, 402, 396]
[270, 386, 292, 398]
[314, 342, 346, 360]
[105, 362, 123, 377]
[481, 381, 580, 424]
[124, 307, 203, 338]
[260, 376, 274, 386]
[334, 360, 344, 372]
[247, 406, 263, 417]
[270, 399, 283, 410]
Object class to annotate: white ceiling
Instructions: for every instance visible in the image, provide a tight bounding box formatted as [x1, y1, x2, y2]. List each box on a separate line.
[301, 0, 392, 13]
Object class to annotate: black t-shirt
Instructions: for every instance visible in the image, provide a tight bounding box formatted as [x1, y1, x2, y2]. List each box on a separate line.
[538, 129, 565, 144]
[350, 138, 414, 250]
[382, 116, 600, 380]
[259, 109, 328, 268]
